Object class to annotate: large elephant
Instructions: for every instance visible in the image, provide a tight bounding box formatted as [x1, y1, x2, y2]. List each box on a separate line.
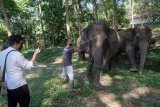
[77, 22, 120, 86]
[116, 25, 152, 74]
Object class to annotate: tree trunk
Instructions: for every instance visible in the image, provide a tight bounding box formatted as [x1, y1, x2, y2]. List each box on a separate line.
[65, 0, 70, 37]
[92, 0, 98, 22]
[74, 0, 81, 36]
[113, 0, 118, 30]
[39, 1, 46, 49]
[102, 0, 108, 21]
[131, 0, 134, 28]
[0, 0, 12, 37]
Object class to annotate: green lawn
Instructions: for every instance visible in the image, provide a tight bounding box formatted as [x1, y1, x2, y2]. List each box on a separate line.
[0, 48, 160, 107]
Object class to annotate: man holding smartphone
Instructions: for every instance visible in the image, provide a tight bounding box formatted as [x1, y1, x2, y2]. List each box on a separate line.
[0, 35, 41, 107]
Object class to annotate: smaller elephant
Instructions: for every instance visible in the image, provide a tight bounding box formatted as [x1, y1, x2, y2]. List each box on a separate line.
[115, 25, 152, 74]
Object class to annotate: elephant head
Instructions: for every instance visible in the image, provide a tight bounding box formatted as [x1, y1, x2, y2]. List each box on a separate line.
[123, 25, 152, 73]
[135, 26, 152, 73]
[133, 26, 152, 45]
[88, 23, 110, 69]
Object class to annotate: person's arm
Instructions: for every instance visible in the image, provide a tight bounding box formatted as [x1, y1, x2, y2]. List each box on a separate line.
[16, 48, 41, 70]
[73, 48, 82, 52]
[31, 48, 41, 63]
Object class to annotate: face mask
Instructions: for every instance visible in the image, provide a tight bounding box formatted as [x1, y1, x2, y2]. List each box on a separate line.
[69, 43, 72, 46]
[18, 44, 23, 50]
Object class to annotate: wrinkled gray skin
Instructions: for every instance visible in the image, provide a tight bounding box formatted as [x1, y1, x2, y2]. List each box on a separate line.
[77, 23, 119, 87]
[116, 26, 152, 74]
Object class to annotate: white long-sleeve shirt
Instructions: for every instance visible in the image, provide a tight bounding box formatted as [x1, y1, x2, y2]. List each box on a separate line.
[0, 47, 34, 89]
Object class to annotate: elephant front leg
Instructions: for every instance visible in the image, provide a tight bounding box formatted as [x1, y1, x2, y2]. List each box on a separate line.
[87, 58, 94, 83]
[93, 69, 102, 87]
[126, 42, 138, 72]
[139, 41, 148, 74]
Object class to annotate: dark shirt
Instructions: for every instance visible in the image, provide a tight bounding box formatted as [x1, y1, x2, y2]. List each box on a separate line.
[63, 45, 74, 66]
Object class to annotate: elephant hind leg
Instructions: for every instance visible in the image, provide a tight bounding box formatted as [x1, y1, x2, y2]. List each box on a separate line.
[126, 42, 138, 72]
[87, 58, 94, 83]
[130, 64, 138, 72]
[108, 54, 118, 73]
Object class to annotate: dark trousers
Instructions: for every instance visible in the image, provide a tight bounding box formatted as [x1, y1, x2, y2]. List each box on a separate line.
[7, 84, 30, 107]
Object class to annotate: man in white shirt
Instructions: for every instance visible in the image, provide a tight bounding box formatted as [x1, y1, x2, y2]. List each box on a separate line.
[0, 35, 40, 107]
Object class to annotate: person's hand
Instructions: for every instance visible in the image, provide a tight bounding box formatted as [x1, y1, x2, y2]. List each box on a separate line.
[74, 48, 82, 52]
[34, 47, 41, 55]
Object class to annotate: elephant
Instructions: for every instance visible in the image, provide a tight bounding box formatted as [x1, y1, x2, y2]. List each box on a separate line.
[77, 22, 120, 87]
[113, 25, 152, 74]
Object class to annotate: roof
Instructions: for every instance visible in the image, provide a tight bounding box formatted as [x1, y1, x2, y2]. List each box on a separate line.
[130, 13, 153, 24]
[130, 17, 153, 24]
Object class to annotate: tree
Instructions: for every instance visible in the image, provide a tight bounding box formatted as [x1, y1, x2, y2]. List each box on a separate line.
[73, 0, 82, 36]
[38, 0, 45, 48]
[92, 0, 98, 22]
[0, 0, 12, 36]
[113, 0, 118, 30]
[98, 0, 128, 28]
[65, 0, 70, 37]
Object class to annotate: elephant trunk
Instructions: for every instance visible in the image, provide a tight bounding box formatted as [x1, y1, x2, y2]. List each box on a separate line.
[139, 41, 148, 74]
[93, 48, 103, 70]
[92, 33, 106, 70]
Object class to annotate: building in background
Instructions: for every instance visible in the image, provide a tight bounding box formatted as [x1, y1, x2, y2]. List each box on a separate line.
[130, 13, 153, 27]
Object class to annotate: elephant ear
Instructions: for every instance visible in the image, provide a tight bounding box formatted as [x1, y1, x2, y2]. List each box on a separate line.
[124, 28, 136, 41]
[103, 23, 111, 37]
[103, 29, 119, 56]
[103, 29, 120, 64]
[79, 27, 92, 53]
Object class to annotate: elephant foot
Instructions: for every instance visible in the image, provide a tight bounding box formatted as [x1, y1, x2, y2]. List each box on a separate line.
[87, 77, 93, 84]
[87, 74, 93, 84]
[93, 81, 101, 88]
[87, 73, 93, 79]
[110, 68, 117, 73]
[93, 76, 101, 88]
[130, 65, 138, 72]
[139, 71, 143, 75]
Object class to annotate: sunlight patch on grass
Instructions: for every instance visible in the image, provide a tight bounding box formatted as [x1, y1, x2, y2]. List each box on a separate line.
[101, 75, 113, 86]
[26, 73, 40, 79]
[113, 75, 124, 80]
[73, 58, 78, 62]
[123, 87, 150, 100]
[76, 68, 86, 73]
[34, 64, 47, 68]
[54, 57, 62, 64]
[98, 92, 122, 107]
[41, 98, 52, 106]
[84, 98, 99, 107]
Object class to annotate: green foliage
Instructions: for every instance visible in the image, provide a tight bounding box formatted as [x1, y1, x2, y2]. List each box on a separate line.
[0, 23, 8, 45]
[98, 0, 129, 28]
[42, 0, 66, 46]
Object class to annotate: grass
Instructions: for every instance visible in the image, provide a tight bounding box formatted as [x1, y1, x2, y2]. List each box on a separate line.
[0, 48, 160, 107]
